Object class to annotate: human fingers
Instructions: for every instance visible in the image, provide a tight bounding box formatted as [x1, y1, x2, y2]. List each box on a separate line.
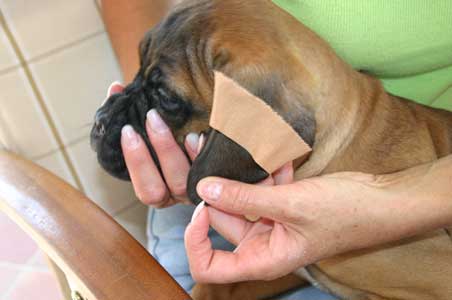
[196, 177, 297, 221]
[185, 205, 291, 283]
[146, 109, 191, 198]
[121, 125, 171, 207]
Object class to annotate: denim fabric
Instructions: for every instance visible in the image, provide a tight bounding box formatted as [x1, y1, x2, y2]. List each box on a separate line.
[146, 204, 337, 299]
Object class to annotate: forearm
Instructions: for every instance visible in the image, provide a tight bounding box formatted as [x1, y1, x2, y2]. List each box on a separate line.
[377, 154, 452, 240]
[100, 0, 177, 82]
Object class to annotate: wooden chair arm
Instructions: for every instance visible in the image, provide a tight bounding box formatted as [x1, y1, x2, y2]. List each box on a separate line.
[0, 150, 191, 300]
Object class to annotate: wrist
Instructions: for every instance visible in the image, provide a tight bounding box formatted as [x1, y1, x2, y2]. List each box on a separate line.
[371, 159, 452, 242]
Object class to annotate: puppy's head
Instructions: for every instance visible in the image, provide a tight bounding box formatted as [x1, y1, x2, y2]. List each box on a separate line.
[91, 0, 348, 204]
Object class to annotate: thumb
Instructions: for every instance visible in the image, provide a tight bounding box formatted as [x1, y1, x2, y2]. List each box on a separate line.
[196, 177, 294, 221]
[107, 81, 124, 97]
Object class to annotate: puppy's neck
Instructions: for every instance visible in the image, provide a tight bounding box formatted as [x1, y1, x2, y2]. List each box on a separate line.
[294, 69, 388, 179]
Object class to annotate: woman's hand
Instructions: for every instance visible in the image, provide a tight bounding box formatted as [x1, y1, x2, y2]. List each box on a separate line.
[107, 82, 200, 208]
[184, 156, 452, 283]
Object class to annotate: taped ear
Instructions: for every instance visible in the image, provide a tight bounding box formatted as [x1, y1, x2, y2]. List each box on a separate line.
[186, 72, 313, 204]
[210, 72, 311, 173]
[217, 67, 317, 148]
[187, 129, 268, 204]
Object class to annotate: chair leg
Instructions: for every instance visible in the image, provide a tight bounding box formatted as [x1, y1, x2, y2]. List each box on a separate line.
[44, 254, 72, 300]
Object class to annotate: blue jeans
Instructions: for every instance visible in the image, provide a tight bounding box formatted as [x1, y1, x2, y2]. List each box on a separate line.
[146, 204, 337, 299]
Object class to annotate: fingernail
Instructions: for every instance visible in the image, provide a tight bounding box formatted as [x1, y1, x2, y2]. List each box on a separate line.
[122, 125, 140, 148]
[197, 133, 205, 154]
[191, 201, 205, 222]
[186, 132, 199, 152]
[274, 168, 288, 182]
[106, 81, 123, 97]
[101, 81, 123, 107]
[147, 109, 169, 134]
[198, 180, 222, 201]
[274, 163, 292, 183]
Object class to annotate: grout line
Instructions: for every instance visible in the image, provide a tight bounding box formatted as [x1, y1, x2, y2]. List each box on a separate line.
[31, 135, 90, 161]
[0, 261, 50, 273]
[0, 63, 20, 77]
[0, 11, 85, 194]
[93, 0, 103, 18]
[2, 248, 48, 298]
[27, 30, 105, 64]
[113, 200, 141, 217]
[0, 31, 104, 76]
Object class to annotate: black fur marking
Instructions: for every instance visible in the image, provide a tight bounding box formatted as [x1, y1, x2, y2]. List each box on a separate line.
[187, 129, 268, 204]
[246, 74, 316, 148]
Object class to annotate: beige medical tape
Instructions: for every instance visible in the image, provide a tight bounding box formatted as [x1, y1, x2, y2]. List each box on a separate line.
[210, 72, 312, 222]
[210, 71, 312, 174]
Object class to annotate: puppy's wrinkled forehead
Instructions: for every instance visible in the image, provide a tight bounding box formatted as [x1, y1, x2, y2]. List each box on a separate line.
[137, 1, 220, 108]
[140, 1, 214, 70]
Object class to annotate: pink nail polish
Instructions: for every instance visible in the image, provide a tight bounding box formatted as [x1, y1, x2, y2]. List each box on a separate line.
[122, 125, 140, 148]
[197, 133, 205, 154]
[147, 109, 169, 134]
[191, 201, 205, 222]
[186, 132, 200, 152]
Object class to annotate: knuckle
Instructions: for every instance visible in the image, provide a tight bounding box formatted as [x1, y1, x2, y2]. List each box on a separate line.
[281, 196, 301, 222]
[168, 181, 187, 197]
[230, 185, 251, 212]
[137, 186, 167, 205]
[191, 268, 208, 283]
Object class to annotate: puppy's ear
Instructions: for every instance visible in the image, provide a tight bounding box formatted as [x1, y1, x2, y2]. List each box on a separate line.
[225, 71, 316, 148]
[186, 71, 316, 205]
[187, 129, 268, 205]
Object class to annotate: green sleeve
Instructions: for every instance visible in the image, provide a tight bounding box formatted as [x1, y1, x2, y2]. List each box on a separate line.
[272, 0, 452, 110]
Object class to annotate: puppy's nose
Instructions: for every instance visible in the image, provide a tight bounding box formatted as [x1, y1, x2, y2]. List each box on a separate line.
[90, 111, 107, 152]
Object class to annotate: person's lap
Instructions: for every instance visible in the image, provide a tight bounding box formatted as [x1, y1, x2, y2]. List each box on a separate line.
[147, 204, 337, 299]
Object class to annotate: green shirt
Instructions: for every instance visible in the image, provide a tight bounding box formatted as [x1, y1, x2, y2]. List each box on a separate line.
[272, 0, 452, 111]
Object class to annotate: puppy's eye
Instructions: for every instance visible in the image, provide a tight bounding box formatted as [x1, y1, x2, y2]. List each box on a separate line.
[158, 88, 182, 112]
[150, 68, 162, 84]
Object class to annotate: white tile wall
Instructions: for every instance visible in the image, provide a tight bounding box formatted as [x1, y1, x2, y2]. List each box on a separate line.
[34, 150, 77, 187]
[29, 33, 122, 144]
[66, 137, 138, 215]
[0, 68, 58, 158]
[0, 0, 104, 60]
[115, 202, 148, 247]
[0, 0, 149, 251]
[0, 24, 19, 71]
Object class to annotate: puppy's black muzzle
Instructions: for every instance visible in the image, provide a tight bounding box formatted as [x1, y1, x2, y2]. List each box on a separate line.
[90, 79, 160, 181]
[91, 78, 269, 206]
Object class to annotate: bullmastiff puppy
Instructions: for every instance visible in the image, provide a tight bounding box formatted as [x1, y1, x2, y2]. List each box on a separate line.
[91, 0, 452, 299]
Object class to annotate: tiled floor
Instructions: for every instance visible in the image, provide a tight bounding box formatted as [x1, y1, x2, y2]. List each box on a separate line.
[0, 211, 63, 300]
[0, 0, 148, 298]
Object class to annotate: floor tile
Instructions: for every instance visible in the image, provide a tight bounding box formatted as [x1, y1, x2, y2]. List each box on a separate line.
[34, 150, 77, 187]
[29, 33, 122, 144]
[66, 138, 137, 215]
[28, 250, 49, 268]
[6, 270, 62, 300]
[115, 202, 148, 247]
[0, 0, 104, 60]
[0, 126, 9, 150]
[0, 24, 19, 72]
[0, 211, 38, 264]
[0, 68, 58, 158]
[0, 266, 19, 296]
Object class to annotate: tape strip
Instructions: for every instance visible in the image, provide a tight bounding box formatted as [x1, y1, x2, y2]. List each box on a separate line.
[210, 71, 312, 174]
